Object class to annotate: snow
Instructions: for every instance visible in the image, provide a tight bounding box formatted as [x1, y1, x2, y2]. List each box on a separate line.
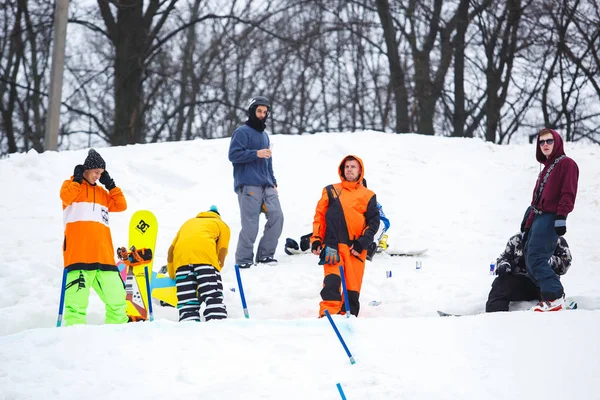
[1, 131, 599, 399]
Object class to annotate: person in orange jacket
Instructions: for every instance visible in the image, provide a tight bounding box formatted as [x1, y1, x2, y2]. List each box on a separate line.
[311, 155, 380, 317]
[60, 149, 128, 325]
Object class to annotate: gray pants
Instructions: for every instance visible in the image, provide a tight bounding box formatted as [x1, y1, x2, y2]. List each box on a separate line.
[235, 185, 284, 264]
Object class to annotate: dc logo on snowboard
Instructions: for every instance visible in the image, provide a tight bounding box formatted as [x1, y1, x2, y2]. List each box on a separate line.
[136, 219, 150, 234]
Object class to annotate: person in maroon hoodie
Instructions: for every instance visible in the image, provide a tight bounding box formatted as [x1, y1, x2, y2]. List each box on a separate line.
[521, 128, 578, 311]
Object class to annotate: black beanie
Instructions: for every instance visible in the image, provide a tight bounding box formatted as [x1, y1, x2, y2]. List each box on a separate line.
[83, 149, 106, 170]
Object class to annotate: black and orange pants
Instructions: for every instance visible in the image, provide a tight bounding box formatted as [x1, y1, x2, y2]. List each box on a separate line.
[319, 243, 366, 317]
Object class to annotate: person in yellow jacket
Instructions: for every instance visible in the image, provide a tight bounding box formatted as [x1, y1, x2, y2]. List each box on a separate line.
[60, 149, 128, 325]
[167, 205, 231, 321]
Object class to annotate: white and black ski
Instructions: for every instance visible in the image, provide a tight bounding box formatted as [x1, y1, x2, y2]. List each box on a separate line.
[437, 299, 578, 317]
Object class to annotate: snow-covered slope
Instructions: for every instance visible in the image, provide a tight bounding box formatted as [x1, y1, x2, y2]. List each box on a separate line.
[1, 132, 599, 399]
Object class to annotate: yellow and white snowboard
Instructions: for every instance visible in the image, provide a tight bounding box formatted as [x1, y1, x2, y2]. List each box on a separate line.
[125, 210, 158, 321]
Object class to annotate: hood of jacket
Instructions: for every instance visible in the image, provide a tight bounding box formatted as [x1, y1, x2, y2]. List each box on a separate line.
[338, 155, 365, 189]
[536, 128, 566, 165]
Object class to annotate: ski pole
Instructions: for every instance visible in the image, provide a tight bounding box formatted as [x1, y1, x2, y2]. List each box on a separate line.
[144, 266, 154, 321]
[324, 310, 356, 364]
[56, 269, 68, 327]
[336, 383, 348, 400]
[339, 265, 350, 318]
[235, 265, 249, 318]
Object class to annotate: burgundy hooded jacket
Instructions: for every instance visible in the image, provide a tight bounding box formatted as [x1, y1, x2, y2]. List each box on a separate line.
[524, 129, 579, 229]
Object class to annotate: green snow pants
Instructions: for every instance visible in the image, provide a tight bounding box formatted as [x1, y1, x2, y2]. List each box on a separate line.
[64, 269, 128, 326]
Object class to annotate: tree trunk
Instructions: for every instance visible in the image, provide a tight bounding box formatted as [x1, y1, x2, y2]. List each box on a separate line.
[413, 54, 436, 136]
[375, 0, 409, 133]
[112, 1, 146, 145]
[0, 5, 23, 154]
[453, 0, 469, 137]
[175, 0, 201, 142]
[485, 66, 500, 142]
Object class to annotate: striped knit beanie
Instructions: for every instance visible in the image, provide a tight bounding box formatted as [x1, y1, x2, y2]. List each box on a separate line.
[83, 149, 106, 170]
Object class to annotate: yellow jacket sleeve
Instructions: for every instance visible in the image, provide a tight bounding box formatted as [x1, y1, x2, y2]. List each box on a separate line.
[216, 221, 231, 270]
[167, 230, 181, 279]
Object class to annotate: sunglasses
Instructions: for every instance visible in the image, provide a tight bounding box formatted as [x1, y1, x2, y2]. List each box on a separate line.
[539, 139, 554, 146]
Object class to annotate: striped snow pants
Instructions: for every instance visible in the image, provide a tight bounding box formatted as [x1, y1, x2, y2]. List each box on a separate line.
[175, 264, 227, 322]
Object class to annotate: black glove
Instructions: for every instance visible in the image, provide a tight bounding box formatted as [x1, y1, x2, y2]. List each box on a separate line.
[495, 261, 512, 277]
[555, 215, 566, 236]
[351, 240, 364, 253]
[311, 240, 322, 253]
[73, 165, 84, 184]
[300, 233, 311, 252]
[99, 170, 116, 190]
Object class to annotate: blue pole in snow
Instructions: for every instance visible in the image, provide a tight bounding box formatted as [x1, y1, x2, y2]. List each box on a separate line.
[324, 310, 356, 364]
[56, 269, 68, 327]
[235, 265, 249, 318]
[144, 266, 154, 321]
[336, 383, 348, 400]
[339, 265, 350, 318]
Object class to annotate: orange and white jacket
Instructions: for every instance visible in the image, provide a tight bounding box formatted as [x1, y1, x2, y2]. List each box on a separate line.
[60, 177, 127, 272]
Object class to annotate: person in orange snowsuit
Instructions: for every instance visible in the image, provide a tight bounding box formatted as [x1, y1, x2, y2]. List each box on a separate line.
[311, 155, 380, 317]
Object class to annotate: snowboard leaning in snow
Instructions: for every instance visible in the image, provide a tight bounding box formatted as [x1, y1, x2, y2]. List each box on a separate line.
[386, 248, 428, 257]
[151, 265, 177, 307]
[124, 210, 158, 321]
[437, 299, 578, 317]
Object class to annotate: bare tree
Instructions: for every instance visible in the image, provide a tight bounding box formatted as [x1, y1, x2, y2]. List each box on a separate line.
[539, 0, 600, 143]
[375, 0, 410, 133]
[93, 0, 178, 145]
[452, 0, 470, 137]
[5, 0, 600, 154]
[0, 0, 53, 156]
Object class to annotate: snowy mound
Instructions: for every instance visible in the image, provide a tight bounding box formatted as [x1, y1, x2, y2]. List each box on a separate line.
[1, 132, 599, 399]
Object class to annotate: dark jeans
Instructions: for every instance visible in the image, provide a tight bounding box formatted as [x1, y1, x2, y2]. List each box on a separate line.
[486, 274, 541, 312]
[524, 212, 564, 300]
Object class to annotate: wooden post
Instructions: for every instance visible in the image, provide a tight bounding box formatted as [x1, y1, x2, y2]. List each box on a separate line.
[44, 0, 69, 151]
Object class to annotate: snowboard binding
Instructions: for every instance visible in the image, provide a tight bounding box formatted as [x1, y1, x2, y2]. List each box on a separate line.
[376, 234, 389, 253]
[117, 246, 153, 267]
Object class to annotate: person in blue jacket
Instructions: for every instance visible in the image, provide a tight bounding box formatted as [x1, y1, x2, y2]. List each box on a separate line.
[228, 96, 284, 269]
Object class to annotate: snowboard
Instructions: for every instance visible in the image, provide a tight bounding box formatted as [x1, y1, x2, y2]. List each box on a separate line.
[117, 260, 127, 283]
[283, 246, 428, 257]
[386, 248, 428, 257]
[150, 268, 177, 307]
[124, 210, 158, 321]
[437, 310, 462, 317]
[437, 299, 578, 317]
